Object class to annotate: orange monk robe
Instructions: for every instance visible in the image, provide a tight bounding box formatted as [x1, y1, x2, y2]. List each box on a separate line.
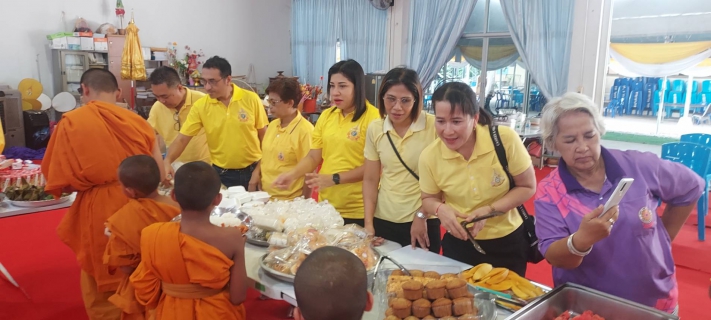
[42, 101, 156, 318]
[104, 199, 181, 320]
[130, 222, 247, 320]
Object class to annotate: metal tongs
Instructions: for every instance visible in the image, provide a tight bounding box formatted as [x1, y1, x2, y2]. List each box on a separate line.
[369, 251, 410, 292]
[460, 211, 506, 255]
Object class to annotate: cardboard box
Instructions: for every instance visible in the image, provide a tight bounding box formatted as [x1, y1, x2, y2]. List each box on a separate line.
[72, 32, 93, 37]
[47, 32, 71, 49]
[80, 37, 94, 51]
[94, 38, 108, 51]
[93, 33, 106, 38]
[67, 36, 81, 50]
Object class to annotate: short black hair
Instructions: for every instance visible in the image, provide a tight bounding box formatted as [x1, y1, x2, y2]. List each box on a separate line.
[149, 66, 181, 87]
[118, 155, 160, 196]
[266, 78, 302, 108]
[432, 82, 493, 126]
[202, 56, 232, 78]
[294, 247, 367, 320]
[173, 161, 221, 211]
[80, 69, 118, 93]
[328, 59, 367, 122]
[377, 67, 423, 122]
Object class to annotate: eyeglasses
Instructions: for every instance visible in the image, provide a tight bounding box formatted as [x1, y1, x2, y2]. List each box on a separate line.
[199, 78, 224, 87]
[267, 99, 282, 106]
[385, 96, 414, 107]
[173, 111, 181, 131]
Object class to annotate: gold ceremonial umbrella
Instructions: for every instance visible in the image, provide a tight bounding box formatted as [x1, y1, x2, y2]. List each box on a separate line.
[120, 13, 146, 109]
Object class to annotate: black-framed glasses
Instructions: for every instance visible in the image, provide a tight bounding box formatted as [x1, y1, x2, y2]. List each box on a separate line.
[173, 111, 181, 131]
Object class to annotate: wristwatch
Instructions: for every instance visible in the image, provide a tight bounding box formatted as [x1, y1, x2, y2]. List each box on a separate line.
[416, 212, 427, 219]
[332, 173, 341, 185]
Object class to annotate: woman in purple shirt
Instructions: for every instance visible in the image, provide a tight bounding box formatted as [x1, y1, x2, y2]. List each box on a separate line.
[534, 92, 703, 315]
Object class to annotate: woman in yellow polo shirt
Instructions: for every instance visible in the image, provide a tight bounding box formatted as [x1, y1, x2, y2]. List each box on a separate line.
[419, 82, 536, 275]
[273, 60, 380, 226]
[362, 67, 440, 252]
[256, 77, 314, 200]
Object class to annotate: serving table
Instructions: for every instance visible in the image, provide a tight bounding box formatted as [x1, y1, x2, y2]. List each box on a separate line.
[245, 243, 517, 320]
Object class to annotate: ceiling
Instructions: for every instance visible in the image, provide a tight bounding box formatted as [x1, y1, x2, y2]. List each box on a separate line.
[611, 0, 711, 42]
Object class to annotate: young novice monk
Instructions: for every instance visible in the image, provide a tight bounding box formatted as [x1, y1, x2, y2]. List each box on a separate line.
[130, 161, 248, 320]
[293, 246, 374, 320]
[104, 155, 181, 319]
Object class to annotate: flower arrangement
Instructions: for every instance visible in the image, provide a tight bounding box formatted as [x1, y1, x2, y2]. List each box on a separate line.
[115, 0, 126, 29]
[167, 43, 205, 84]
[300, 77, 323, 103]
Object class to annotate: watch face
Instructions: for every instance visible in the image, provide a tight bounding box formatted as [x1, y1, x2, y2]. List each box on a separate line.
[417, 212, 426, 219]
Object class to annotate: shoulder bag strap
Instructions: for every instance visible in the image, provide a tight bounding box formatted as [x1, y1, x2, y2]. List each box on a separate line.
[489, 125, 532, 220]
[386, 132, 419, 181]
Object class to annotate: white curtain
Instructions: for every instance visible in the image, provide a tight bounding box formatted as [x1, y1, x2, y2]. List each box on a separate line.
[339, 1, 388, 73]
[500, 0, 575, 99]
[609, 47, 711, 77]
[408, 0, 477, 89]
[453, 47, 521, 71]
[291, 0, 339, 85]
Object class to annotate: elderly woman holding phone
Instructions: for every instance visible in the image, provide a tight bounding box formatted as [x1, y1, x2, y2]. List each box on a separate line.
[534, 92, 704, 315]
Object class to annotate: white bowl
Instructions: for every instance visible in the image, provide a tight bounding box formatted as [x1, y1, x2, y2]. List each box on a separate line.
[228, 186, 247, 194]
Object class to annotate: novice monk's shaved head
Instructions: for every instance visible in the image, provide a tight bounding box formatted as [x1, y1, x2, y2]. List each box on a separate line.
[118, 155, 161, 197]
[294, 246, 371, 320]
[174, 161, 221, 211]
[80, 68, 119, 93]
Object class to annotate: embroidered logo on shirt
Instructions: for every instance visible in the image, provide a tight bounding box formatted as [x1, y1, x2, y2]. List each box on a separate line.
[238, 108, 249, 122]
[639, 207, 655, 228]
[491, 170, 505, 187]
[278, 152, 284, 161]
[347, 125, 360, 141]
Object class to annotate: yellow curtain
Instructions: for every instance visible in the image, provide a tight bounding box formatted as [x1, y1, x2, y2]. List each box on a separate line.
[610, 58, 711, 67]
[121, 21, 146, 81]
[459, 45, 518, 61]
[610, 42, 711, 64]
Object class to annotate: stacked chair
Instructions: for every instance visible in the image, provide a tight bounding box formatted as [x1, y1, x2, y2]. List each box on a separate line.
[662, 133, 711, 240]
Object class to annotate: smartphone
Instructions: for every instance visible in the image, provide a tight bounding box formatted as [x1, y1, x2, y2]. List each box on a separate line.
[599, 178, 634, 218]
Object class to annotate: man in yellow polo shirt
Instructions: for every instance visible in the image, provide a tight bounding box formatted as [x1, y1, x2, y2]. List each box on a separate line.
[163, 56, 268, 188]
[147, 66, 210, 167]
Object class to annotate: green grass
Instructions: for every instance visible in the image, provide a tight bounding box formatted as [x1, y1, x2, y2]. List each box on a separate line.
[603, 132, 679, 145]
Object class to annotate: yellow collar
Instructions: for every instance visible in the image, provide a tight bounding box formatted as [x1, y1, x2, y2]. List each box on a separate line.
[205, 83, 244, 104]
[440, 123, 494, 160]
[276, 112, 304, 133]
[383, 110, 427, 133]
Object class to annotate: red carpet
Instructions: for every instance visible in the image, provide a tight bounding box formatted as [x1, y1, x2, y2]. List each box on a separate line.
[0, 166, 709, 320]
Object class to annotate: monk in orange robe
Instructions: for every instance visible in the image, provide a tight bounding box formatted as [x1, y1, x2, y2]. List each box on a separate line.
[130, 162, 247, 320]
[42, 69, 165, 320]
[104, 155, 180, 320]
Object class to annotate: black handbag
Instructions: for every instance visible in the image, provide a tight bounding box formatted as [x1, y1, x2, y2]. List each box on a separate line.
[489, 125, 545, 264]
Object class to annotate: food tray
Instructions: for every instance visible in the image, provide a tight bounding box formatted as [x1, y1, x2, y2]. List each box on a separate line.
[8, 195, 71, 208]
[259, 250, 382, 283]
[506, 283, 679, 320]
[371, 264, 498, 320]
[467, 280, 551, 307]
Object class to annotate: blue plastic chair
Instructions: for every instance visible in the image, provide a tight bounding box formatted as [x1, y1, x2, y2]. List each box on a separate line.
[661, 141, 711, 240]
[702, 80, 711, 93]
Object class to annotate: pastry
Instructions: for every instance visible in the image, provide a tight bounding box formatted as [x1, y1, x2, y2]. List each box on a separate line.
[423, 316, 436, 320]
[452, 297, 476, 316]
[459, 314, 479, 320]
[404, 317, 419, 320]
[446, 278, 469, 299]
[424, 271, 441, 279]
[412, 298, 432, 318]
[401, 280, 424, 301]
[441, 273, 459, 280]
[391, 298, 412, 318]
[391, 269, 406, 276]
[409, 269, 424, 277]
[431, 298, 453, 318]
[384, 316, 400, 320]
[441, 317, 458, 320]
[385, 307, 395, 316]
[425, 279, 447, 300]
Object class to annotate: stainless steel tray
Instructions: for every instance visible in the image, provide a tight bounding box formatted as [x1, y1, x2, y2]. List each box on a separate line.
[8, 195, 71, 208]
[505, 283, 679, 320]
[246, 236, 269, 247]
[259, 250, 381, 283]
